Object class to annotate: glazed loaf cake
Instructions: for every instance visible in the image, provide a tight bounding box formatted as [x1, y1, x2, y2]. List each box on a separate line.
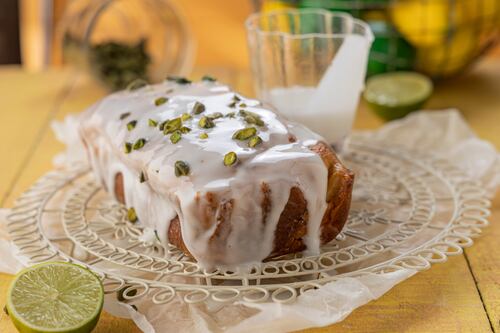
[79, 77, 353, 268]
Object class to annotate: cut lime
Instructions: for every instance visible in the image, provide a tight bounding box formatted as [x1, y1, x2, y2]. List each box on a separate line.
[6, 262, 104, 333]
[363, 72, 433, 121]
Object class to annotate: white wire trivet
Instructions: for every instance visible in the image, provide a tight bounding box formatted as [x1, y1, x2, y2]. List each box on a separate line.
[6, 141, 491, 306]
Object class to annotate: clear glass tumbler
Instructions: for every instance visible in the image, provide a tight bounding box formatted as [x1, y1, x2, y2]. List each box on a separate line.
[245, 9, 373, 146]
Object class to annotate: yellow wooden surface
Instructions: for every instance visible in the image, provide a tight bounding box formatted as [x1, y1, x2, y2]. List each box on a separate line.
[0, 60, 499, 332]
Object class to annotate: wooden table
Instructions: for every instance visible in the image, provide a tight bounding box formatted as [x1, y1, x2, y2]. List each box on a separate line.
[0, 61, 498, 333]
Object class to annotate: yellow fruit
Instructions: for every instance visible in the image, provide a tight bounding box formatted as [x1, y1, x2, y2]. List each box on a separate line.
[390, 0, 468, 47]
[261, 1, 295, 13]
[416, 28, 477, 77]
[259, 1, 297, 34]
[467, 0, 500, 32]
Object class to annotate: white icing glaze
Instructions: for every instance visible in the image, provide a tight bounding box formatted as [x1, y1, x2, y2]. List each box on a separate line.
[79, 80, 328, 269]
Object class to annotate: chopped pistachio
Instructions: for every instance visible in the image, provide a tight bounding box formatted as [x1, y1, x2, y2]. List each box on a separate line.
[163, 117, 182, 134]
[198, 116, 215, 129]
[159, 120, 168, 131]
[228, 101, 237, 108]
[225, 112, 236, 118]
[201, 75, 216, 82]
[192, 101, 206, 114]
[224, 152, 238, 166]
[126, 79, 148, 91]
[167, 76, 191, 84]
[248, 135, 263, 148]
[119, 112, 131, 120]
[155, 97, 168, 106]
[170, 131, 182, 144]
[232, 127, 257, 140]
[148, 119, 158, 127]
[181, 113, 192, 121]
[124, 142, 132, 154]
[133, 138, 146, 150]
[207, 112, 223, 119]
[127, 120, 137, 131]
[199, 132, 209, 139]
[174, 160, 190, 177]
[127, 207, 138, 223]
[139, 171, 147, 183]
[180, 126, 191, 134]
[240, 110, 265, 126]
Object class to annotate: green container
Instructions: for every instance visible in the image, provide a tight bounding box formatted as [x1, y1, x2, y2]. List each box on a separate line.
[299, 1, 416, 77]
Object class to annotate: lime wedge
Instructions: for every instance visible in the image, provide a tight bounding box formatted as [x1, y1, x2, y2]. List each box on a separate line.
[6, 262, 104, 333]
[363, 72, 433, 121]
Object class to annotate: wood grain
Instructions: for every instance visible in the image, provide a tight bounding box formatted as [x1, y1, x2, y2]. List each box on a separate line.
[0, 64, 498, 332]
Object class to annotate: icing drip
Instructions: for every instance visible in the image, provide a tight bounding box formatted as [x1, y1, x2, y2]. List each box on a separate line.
[79, 80, 328, 268]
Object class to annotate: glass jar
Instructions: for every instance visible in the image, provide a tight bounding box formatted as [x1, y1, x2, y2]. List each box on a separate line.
[58, 0, 194, 91]
[246, 9, 373, 147]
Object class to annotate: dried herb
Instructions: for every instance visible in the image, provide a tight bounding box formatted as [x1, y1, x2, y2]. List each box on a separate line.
[199, 132, 209, 139]
[163, 117, 182, 134]
[192, 101, 206, 114]
[119, 112, 131, 120]
[228, 101, 237, 108]
[90, 39, 150, 91]
[232, 127, 257, 140]
[127, 120, 137, 131]
[181, 113, 192, 121]
[170, 131, 182, 144]
[248, 135, 263, 148]
[139, 171, 147, 183]
[201, 75, 216, 82]
[148, 119, 158, 127]
[124, 142, 132, 154]
[225, 112, 236, 118]
[239, 103, 247, 108]
[198, 116, 215, 129]
[127, 208, 138, 223]
[174, 160, 190, 177]
[155, 97, 168, 106]
[224, 152, 238, 166]
[133, 138, 146, 150]
[233, 95, 241, 102]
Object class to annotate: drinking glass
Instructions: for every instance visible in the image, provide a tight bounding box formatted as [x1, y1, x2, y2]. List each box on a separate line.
[245, 9, 373, 146]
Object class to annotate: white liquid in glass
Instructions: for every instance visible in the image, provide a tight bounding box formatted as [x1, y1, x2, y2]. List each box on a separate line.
[267, 35, 370, 145]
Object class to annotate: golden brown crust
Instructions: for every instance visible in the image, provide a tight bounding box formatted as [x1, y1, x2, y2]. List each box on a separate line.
[113, 141, 353, 261]
[311, 142, 354, 244]
[114, 173, 126, 205]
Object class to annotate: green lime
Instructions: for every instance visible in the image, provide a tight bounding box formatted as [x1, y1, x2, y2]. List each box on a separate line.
[6, 262, 104, 333]
[363, 72, 433, 121]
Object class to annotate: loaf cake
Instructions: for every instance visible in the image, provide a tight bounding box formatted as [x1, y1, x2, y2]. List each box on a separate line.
[78, 77, 354, 268]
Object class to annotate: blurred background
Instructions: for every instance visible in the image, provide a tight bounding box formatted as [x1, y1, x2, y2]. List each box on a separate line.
[1, 0, 499, 91]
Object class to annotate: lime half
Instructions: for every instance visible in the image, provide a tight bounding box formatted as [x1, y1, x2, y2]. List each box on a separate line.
[6, 262, 104, 333]
[364, 72, 433, 121]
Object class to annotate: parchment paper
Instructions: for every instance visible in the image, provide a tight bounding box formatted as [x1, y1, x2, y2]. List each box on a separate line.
[0, 109, 498, 333]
